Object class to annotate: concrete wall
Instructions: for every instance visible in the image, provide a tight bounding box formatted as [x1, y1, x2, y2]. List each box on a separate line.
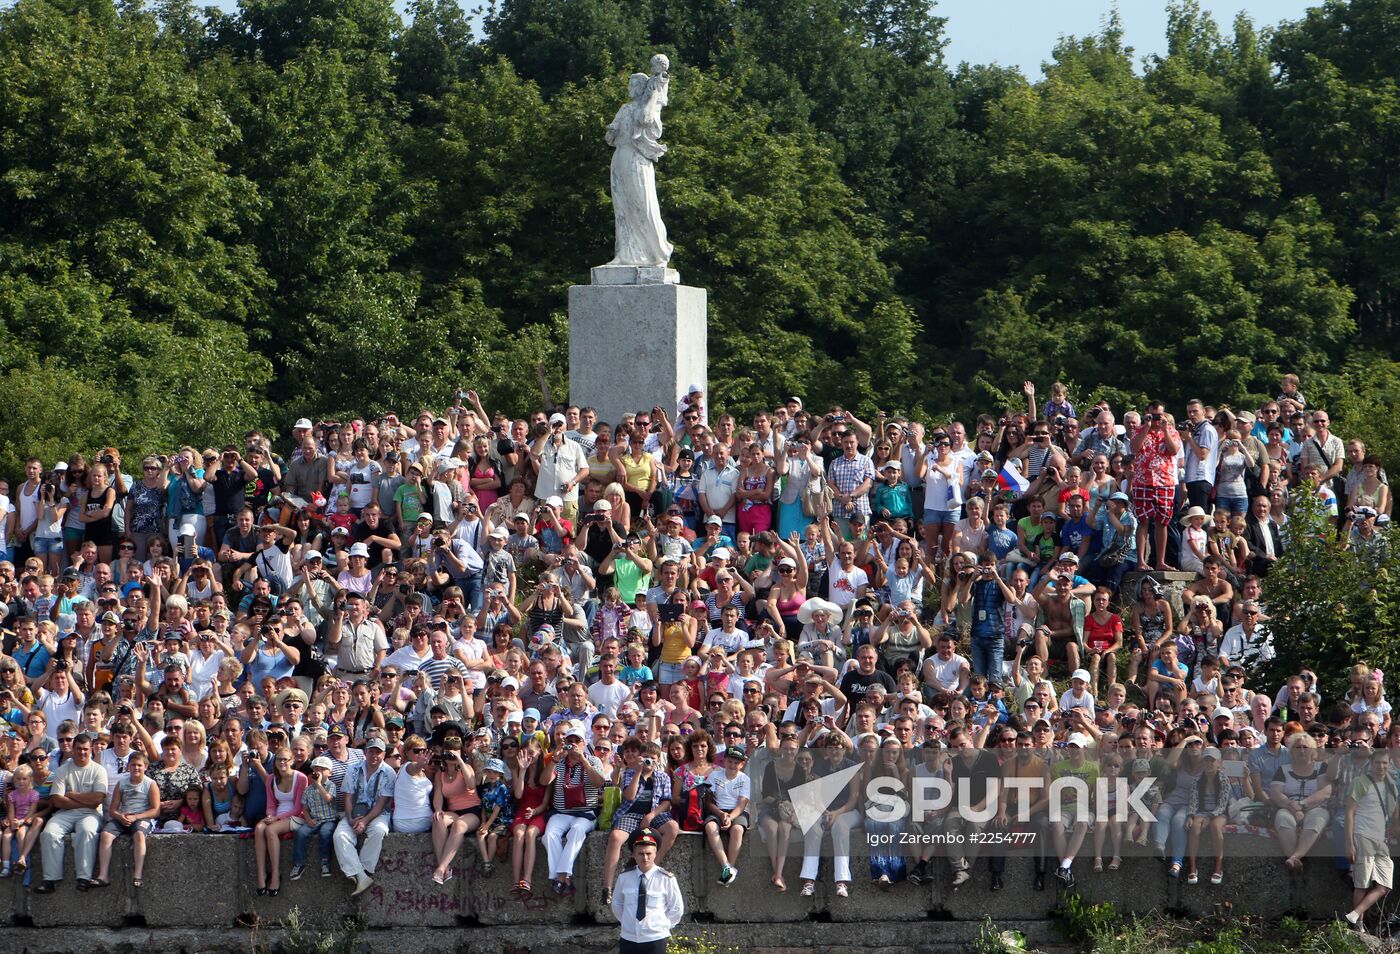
[4, 830, 1358, 946]
[568, 282, 707, 426]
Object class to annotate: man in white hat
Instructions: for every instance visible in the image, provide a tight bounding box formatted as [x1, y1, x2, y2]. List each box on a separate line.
[532, 413, 589, 521]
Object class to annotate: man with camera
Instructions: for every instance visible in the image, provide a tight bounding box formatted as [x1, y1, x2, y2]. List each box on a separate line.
[1129, 401, 1182, 571]
[327, 591, 388, 680]
[1072, 409, 1128, 467]
[428, 526, 483, 612]
[532, 413, 589, 522]
[1181, 399, 1220, 512]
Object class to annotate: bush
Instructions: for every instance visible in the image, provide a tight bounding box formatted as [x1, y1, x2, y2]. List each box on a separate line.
[1260, 485, 1400, 700]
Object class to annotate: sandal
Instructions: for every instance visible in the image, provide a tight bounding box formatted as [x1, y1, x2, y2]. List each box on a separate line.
[517, 880, 531, 896]
[89, 879, 112, 889]
[1168, 863, 1182, 879]
[1092, 859, 1103, 873]
[13, 860, 25, 874]
[773, 876, 786, 893]
[1108, 857, 1121, 871]
[1211, 871, 1224, 885]
[132, 879, 142, 889]
[431, 872, 446, 886]
[1186, 871, 1199, 885]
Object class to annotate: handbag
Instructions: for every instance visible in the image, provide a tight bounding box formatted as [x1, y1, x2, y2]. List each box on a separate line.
[596, 785, 622, 831]
[680, 782, 708, 832]
[802, 474, 834, 518]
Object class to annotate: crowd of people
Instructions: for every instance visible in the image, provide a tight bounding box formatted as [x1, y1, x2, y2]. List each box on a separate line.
[0, 376, 1394, 932]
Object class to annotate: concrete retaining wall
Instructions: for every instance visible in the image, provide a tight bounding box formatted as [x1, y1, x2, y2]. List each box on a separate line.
[2, 830, 1359, 946]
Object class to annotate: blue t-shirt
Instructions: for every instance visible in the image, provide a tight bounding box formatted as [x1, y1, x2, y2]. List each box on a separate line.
[1060, 518, 1094, 555]
[167, 470, 207, 517]
[987, 527, 1018, 560]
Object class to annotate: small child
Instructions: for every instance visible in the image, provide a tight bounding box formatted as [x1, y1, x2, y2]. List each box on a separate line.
[475, 758, 513, 873]
[1092, 754, 1124, 872]
[628, 593, 653, 642]
[482, 529, 518, 603]
[1126, 759, 1162, 846]
[178, 785, 205, 832]
[325, 493, 356, 535]
[291, 756, 338, 878]
[1277, 372, 1306, 409]
[1059, 670, 1096, 718]
[94, 751, 159, 887]
[1178, 508, 1210, 575]
[1185, 747, 1230, 885]
[1192, 655, 1222, 698]
[1056, 466, 1090, 511]
[592, 587, 630, 645]
[618, 641, 654, 687]
[157, 634, 191, 678]
[1, 765, 40, 876]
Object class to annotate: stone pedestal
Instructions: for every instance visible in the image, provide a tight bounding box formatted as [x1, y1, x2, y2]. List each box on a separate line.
[568, 281, 707, 426]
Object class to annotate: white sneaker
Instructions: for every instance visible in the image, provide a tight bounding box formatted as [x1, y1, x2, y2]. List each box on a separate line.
[952, 869, 971, 887]
[351, 873, 373, 897]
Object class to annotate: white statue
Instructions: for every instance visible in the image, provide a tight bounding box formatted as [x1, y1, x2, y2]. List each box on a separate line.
[605, 54, 673, 268]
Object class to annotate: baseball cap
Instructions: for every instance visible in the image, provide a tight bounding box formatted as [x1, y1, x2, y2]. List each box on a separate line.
[304, 549, 324, 562]
[594, 500, 613, 511]
[724, 745, 748, 761]
[365, 738, 387, 751]
[310, 756, 334, 771]
[99, 611, 122, 625]
[1066, 733, 1092, 748]
[489, 527, 508, 539]
[544, 495, 563, 509]
[293, 418, 314, 430]
[523, 708, 542, 722]
[506, 710, 524, 724]
[1202, 746, 1221, 761]
[564, 721, 586, 740]
[1212, 706, 1234, 721]
[710, 547, 731, 560]
[705, 515, 723, 526]
[1070, 669, 1091, 683]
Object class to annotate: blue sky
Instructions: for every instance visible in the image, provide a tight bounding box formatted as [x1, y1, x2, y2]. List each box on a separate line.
[936, 1, 1318, 76]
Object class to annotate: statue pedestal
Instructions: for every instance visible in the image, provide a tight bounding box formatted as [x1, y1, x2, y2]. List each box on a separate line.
[568, 281, 707, 426]
[590, 265, 680, 286]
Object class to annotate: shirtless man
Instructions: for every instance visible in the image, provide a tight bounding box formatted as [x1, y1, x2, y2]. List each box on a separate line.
[1033, 567, 1082, 672]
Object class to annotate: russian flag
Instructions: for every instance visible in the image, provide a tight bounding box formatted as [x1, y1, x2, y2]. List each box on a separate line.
[998, 460, 1029, 495]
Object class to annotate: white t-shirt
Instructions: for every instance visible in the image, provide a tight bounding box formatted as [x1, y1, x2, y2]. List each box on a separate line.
[188, 649, 227, 701]
[698, 466, 739, 522]
[16, 482, 41, 540]
[453, 636, 489, 691]
[587, 679, 632, 718]
[1060, 687, 1096, 716]
[924, 653, 968, 692]
[336, 460, 382, 510]
[0, 494, 11, 549]
[826, 562, 868, 606]
[703, 628, 747, 655]
[704, 768, 752, 811]
[39, 688, 81, 728]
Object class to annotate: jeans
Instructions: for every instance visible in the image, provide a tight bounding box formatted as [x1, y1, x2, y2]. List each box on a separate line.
[970, 638, 1002, 679]
[1155, 804, 1189, 864]
[456, 571, 484, 614]
[293, 818, 336, 867]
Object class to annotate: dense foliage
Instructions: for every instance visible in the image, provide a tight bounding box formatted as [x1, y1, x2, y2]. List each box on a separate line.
[2, 0, 1398, 471]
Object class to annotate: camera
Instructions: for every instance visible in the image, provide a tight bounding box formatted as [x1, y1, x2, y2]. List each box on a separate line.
[532, 421, 549, 438]
[399, 583, 411, 595]
[643, 757, 655, 768]
[958, 569, 973, 580]
[260, 625, 272, 636]
[100, 454, 115, 466]
[432, 537, 445, 549]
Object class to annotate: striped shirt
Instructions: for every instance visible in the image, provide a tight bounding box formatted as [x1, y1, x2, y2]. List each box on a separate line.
[828, 453, 875, 517]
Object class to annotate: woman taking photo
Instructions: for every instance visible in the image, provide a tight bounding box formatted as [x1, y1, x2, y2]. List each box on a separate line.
[429, 735, 481, 884]
[252, 746, 307, 895]
[774, 438, 822, 539]
[540, 721, 609, 897]
[764, 539, 809, 642]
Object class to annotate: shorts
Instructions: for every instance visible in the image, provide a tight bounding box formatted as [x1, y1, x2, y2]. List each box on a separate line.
[1046, 635, 1076, 661]
[613, 811, 675, 835]
[704, 812, 750, 830]
[1353, 835, 1393, 889]
[32, 536, 64, 555]
[1131, 483, 1175, 525]
[103, 818, 154, 837]
[1215, 495, 1248, 515]
[62, 527, 85, 543]
[657, 662, 688, 684]
[452, 805, 483, 819]
[923, 509, 959, 527]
